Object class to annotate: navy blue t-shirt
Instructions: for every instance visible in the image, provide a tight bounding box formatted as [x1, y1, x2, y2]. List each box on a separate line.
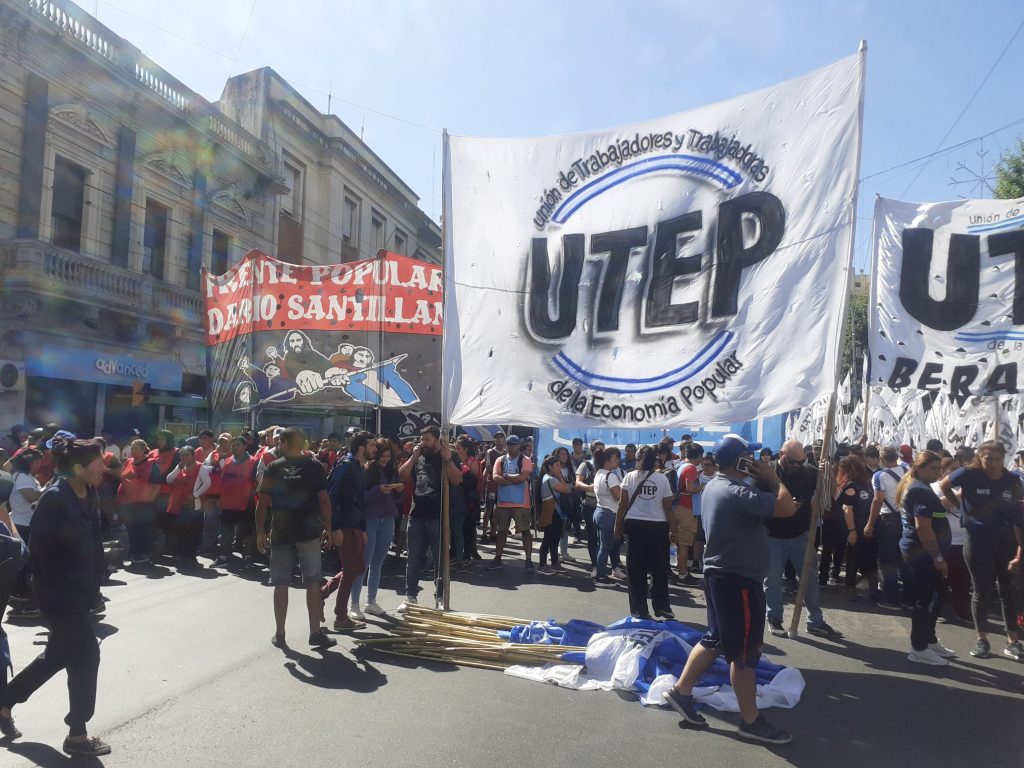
[899, 480, 951, 562]
[946, 467, 1023, 533]
[839, 481, 873, 528]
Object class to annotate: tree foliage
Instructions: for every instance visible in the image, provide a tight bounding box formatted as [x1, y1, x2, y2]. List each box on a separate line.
[841, 290, 869, 390]
[995, 137, 1024, 199]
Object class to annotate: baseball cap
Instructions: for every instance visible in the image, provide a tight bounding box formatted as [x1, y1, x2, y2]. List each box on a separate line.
[45, 430, 77, 449]
[273, 427, 285, 438]
[506, 435, 522, 445]
[899, 444, 913, 463]
[713, 433, 762, 466]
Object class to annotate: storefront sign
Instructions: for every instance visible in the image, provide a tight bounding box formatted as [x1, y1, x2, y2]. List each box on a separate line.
[26, 343, 182, 391]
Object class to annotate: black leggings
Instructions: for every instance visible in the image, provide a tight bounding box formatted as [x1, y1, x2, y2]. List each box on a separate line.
[624, 518, 671, 615]
[964, 527, 1018, 637]
[4, 607, 99, 737]
[845, 536, 878, 589]
[819, 520, 846, 583]
[906, 556, 944, 651]
[538, 515, 563, 567]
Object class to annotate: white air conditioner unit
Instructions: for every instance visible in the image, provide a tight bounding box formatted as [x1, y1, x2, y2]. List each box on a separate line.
[0, 361, 26, 392]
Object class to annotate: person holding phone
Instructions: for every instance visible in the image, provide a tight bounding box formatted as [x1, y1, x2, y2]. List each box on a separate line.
[349, 438, 401, 619]
[663, 434, 797, 746]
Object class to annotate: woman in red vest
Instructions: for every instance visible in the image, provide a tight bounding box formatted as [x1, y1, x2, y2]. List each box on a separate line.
[115, 440, 158, 565]
[211, 437, 258, 568]
[165, 447, 210, 569]
[148, 430, 179, 557]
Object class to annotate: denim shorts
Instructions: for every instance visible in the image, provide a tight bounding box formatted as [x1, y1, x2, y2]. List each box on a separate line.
[270, 537, 322, 586]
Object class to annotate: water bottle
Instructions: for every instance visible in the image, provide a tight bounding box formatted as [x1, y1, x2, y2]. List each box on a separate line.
[669, 544, 678, 561]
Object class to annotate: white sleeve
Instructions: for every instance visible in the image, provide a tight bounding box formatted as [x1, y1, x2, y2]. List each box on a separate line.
[166, 465, 181, 484]
[193, 465, 212, 498]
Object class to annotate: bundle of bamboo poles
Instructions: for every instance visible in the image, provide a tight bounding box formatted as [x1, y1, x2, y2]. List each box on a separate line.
[355, 604, 587, 671]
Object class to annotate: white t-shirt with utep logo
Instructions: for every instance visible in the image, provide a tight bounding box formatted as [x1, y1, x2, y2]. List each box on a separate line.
[620, 469, 673, 522]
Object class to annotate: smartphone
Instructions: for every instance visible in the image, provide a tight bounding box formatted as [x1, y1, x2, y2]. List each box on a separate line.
[736, 456, 757, 475]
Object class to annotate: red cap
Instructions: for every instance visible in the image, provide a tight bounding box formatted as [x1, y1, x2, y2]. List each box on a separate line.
[899, 444, 913, 463]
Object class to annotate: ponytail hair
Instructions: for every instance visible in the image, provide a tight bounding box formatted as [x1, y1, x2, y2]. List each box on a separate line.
[895, 450, 942, 509]
[51, 436, 102, 477]
[594, 446, 620, 468]
[637, 445, 657, 472]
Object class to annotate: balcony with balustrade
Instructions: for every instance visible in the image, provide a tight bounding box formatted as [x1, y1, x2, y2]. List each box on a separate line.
[0, 240, 204, 337]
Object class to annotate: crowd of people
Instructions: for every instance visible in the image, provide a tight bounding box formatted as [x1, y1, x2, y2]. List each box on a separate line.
[0, 420, 1022, 751]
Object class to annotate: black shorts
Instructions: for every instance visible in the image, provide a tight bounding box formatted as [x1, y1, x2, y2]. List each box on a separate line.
[700, 571, 765, 668]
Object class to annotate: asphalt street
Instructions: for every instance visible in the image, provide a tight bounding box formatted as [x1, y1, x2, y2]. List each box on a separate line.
[2, 538, 1022, 768]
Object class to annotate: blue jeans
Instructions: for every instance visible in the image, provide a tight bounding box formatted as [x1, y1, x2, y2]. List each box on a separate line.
[593, 506, 621, 578]
[405, 517, 441, 601]
[877, 513, 911, 605]
[765, 533, 824, 627]
[351, 516, 395, 606]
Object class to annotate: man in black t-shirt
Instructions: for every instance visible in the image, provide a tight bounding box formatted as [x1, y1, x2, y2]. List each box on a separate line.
[256, 427, 334, 649]
[397, 426, 462, 612]
[764, 440, 839, 639]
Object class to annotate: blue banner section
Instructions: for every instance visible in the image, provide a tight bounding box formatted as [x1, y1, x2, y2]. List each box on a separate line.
[535, 414, 787, 459]
[26, 343, 183, 392]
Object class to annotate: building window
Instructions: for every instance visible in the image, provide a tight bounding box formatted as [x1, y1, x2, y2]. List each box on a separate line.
[143, 199, 168, 279]
[51, 155, 86, 252]
[393, 228, 406, 255]
[371, 212, 385, 252]
[211, 229, 230, 274]
[342, 195, 360, 245]
[281, 160, 302, 217]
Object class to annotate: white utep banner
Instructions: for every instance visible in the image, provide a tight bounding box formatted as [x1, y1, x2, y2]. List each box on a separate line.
[443, 52, 865, 428]
[870, 195, 1024, 400]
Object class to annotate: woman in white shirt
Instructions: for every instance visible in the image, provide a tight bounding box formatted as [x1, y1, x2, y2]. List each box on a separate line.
[593, 447, 626, 583]
[614, 446, 678, 620]
[537, 455, 572, 575]
[933, 456, 971, 623]
[8, 448, 42, 618]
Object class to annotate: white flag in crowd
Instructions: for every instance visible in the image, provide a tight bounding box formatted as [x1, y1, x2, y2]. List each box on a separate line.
[869, 195, 1024, 400]
[443, 53, 865, 428]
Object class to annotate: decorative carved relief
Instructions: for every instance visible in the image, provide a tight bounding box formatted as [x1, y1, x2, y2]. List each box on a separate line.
[143, 152, 192, 189]
[50, 103, 113, 145]
[0, 294, 39, 320]
[211, 181, 248, 219]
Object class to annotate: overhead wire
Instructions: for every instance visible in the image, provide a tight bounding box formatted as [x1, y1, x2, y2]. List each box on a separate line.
[898, 16, 1024, 197]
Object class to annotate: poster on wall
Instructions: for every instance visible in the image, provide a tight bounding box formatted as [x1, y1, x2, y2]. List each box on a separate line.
[203, 250, 442, 420]
[443, 51, 865, 428]
[869, 195, 1024, 401]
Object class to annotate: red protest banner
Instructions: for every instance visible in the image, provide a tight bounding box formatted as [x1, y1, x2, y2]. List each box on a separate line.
[203, 250, 443, 346]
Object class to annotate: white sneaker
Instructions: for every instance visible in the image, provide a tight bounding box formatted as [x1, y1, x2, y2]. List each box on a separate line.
[929, 641, 957, 659]
[349, 606, 366, 621]
[396, 597, 418, 614]
[908, 647, 949, 666]
[612, 567, 627, 580]
[364, 602, 387, 617]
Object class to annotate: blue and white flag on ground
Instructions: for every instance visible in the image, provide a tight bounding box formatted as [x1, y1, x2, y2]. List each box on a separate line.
[503, 617, 804, 713]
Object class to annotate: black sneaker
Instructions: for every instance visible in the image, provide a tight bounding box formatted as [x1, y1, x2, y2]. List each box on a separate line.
[678, 573, 700, 587]
[767, 619, 787, 638]
[63, 736, 112, 757]
[631, 611, 653, 621]
[309, 630, 337, 648]
[662, 688, 708, 727]
[486, 558, 503, 570]
[738, 714, 792, 745]
[970, 638, 991, 658]
[807, 622, 842, 639]
[470, 552, 483, 561]
[0, 713, 21, 740]
[654, 608, 676, 620]
[271, 633, 286, 648]
[525, 561, 536, 575]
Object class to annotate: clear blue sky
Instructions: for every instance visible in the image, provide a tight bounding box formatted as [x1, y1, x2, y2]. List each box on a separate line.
[73, 0, 1024, 271]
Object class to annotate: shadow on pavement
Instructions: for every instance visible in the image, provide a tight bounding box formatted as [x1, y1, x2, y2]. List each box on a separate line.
[280, 645, 387, 692]
[5, 740, 104, 767]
